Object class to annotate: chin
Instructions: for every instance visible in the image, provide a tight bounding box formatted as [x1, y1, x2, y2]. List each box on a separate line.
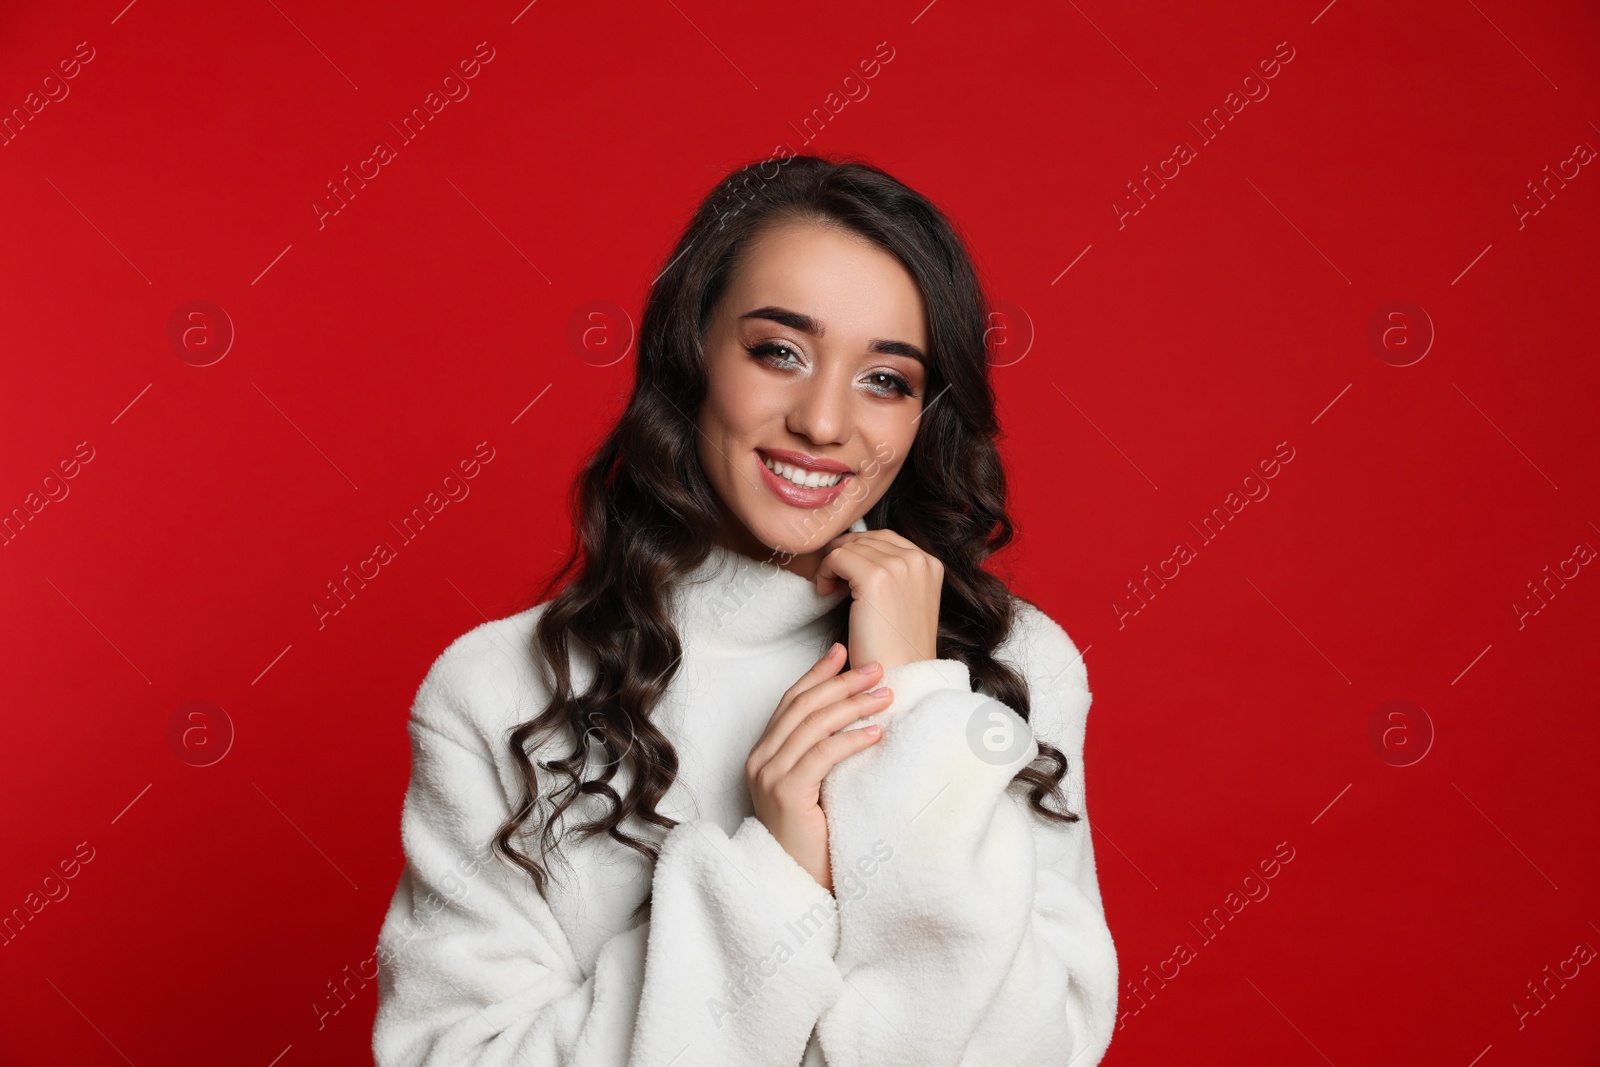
[755, 531, 809, 560]
[746, 516, 823, 559]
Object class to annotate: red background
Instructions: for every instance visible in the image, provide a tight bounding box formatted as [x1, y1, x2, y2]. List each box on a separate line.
[3, 1, 1598, 1064]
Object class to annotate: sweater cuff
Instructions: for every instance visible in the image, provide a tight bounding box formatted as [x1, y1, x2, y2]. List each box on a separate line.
[638, 814, 845, 1052]
[848, 658, 972, 730]
[728, 814, 842, 957]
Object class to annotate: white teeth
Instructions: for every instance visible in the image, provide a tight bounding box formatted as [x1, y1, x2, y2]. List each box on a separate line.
[763, 455, 844, 489]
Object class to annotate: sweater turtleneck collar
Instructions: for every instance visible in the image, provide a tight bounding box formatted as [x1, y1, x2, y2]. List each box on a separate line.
[669, 516, 868, 649]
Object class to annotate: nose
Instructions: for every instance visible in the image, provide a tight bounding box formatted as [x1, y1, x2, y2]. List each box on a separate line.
[785, 363, 852, 446]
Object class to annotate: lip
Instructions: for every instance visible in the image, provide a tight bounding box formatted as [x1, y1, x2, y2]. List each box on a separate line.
[754, 449, 852, 508]
[756, 447, 853, 474]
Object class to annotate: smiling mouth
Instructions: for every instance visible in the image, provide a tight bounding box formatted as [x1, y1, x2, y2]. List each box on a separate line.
[757, 450, 851, 489]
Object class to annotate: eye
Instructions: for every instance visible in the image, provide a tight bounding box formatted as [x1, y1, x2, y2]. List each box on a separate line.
[746, 340, 802, 368]
[865, 370, 919, 399]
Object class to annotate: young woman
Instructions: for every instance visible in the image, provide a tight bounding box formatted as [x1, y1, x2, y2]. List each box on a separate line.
[372, 154, 1119, 1066]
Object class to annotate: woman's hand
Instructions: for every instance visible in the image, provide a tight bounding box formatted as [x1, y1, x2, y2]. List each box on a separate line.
[814, 529, 943, 672]
[746, 642, 890, 893]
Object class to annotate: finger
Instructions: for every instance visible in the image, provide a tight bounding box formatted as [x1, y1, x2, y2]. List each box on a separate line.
[755, 643, 846, 749]
[832, 538, 905, 573]
[822, 540, 907, 608]
[833, 537, 921, 579]
[826, 528, 912, 552]
[773, 661, 885, 742]
[867, 529, 921, 554]
[790, 654, 884, 705]
[761, 681, 890, 778]
[814, 544, 850, 597]
[827, 529, 937, 578]
[748, 659, 889, 767]
[784, 717, 886, 791]
[783, 642, 848, 701]
[815, 542, 867, 598]
[824, 529, 924, 563]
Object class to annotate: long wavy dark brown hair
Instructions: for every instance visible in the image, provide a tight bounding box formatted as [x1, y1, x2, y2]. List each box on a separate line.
[493, 153, 1080, 922]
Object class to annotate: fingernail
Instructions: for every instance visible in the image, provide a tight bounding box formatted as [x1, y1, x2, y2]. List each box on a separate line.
[863, 660, 881, 672]
[866, 724, 882, 735]
[868, 686, 889, 697]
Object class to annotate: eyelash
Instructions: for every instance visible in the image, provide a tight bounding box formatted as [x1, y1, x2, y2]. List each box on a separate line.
[744, 341, 920, 399]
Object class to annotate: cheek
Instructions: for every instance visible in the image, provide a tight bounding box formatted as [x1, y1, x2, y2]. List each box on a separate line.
[703, 361, 769, 435]
[864, 412, 919, 470]
[705, 402, 755, 456]
[874, 457, 908, 486]
[697, 400, 761, 488]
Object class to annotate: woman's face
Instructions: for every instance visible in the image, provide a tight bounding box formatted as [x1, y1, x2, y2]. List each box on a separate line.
[695, 220, 929, 580]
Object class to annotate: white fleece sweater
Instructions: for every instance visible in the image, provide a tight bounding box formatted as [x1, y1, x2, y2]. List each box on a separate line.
[372, 517, 1119, 1067]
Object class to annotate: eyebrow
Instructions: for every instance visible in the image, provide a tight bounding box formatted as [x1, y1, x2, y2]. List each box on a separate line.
[738, 305, 926, 365]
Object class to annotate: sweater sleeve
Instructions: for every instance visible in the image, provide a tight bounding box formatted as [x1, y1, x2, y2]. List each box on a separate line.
[813, 610, 1119, 1067]
[372, 637, 847, 1067]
